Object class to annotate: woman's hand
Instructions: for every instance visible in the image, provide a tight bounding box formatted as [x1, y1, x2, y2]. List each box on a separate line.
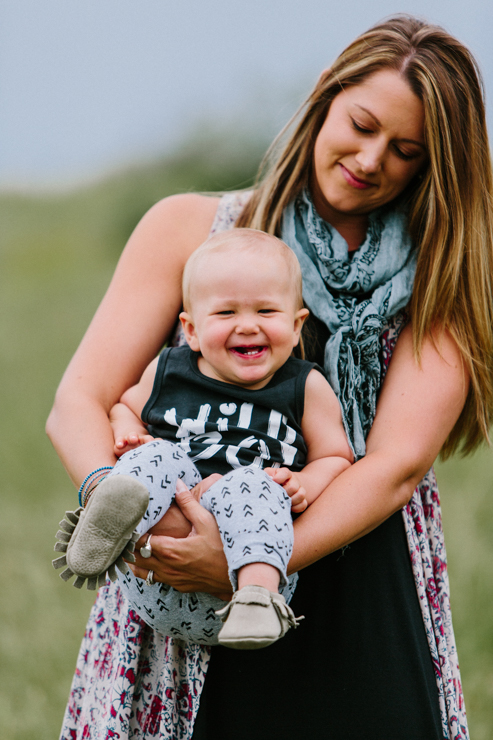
[140, 474, 224, 539]
[145, 501, 193, 539]
[130, 483, 232, 599]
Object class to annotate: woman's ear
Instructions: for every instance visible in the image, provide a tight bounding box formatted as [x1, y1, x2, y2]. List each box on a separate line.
[179, 311, 201, 352]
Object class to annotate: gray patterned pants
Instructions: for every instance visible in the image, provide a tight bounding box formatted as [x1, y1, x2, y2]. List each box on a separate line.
[112, 439, 297, 644]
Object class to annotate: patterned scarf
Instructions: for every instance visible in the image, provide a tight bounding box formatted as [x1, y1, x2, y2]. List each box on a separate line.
[281, 189, 417, 458]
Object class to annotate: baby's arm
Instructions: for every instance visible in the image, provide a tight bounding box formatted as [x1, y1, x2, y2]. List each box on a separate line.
[110, 403, 153, 455]
[268, 369, 352, 511]
[109, 357, 159, 456]
[298, 368, 353, 500]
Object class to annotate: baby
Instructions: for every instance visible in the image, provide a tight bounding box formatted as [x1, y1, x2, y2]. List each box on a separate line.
[54, 228, 352, 649]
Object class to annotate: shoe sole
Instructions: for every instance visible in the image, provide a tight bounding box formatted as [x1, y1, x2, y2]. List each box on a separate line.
[66, 475, 149, 578]
[217, 635, 280, 650]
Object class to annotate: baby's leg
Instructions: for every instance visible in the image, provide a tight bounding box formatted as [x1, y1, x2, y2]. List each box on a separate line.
[110, 438, 202, 535]
[199, 467, 302, 649]
[200, 467, 294, 590]
[54, 439, 201, 589]
[119, 465, 299, 647]
[91, 439, 225, 644]
[118, 573, 228, 645]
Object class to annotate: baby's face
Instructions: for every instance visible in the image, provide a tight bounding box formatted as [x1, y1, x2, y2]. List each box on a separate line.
[180, 249, 308, 390]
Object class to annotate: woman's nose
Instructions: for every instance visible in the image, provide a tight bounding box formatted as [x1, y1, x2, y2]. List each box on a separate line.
[355, 140, 385, 174]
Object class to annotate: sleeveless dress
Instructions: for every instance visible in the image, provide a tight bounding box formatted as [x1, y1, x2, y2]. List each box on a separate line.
[59, 193, 469, 740]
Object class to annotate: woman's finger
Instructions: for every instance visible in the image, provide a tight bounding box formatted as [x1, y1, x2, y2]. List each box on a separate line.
[128, 564, 155, 581]
[128, 562, 210, 591]
[174, 480, 220, 534]
[190, 473, 222, 499]
[129, 540, 231, 593]
[132, 531, 190, 568]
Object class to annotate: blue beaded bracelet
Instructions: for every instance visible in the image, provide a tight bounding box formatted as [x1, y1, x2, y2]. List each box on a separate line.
[78, 466, 114, 507]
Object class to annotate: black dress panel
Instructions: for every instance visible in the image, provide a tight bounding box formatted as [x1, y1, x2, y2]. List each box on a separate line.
[192, 513, 442, 740]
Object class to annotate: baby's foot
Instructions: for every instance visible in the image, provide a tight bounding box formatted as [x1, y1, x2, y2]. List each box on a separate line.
[215, 585, 303, 649]
[52, 475, 149, 590]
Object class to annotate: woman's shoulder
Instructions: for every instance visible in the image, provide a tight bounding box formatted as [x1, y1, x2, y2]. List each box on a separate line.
[146, 193, 221, 237]
[150, 192, 220, 219]
[123, 193, 221, 268]
[137, 190, 253, 254]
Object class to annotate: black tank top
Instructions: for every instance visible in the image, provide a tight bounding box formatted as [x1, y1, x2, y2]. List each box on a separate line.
[141, 346, 318, 477]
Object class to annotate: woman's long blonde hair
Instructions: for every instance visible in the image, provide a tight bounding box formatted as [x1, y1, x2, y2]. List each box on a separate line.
[236, 14, 493, 458]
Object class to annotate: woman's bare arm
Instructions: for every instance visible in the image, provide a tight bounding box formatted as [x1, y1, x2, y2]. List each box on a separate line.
[46, 193, 219, 486]
[134, 323, 469, 593]
[289, 323, 469, 571]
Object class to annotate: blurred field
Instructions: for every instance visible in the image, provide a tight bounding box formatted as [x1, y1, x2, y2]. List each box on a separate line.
[1, 137, 492, 739]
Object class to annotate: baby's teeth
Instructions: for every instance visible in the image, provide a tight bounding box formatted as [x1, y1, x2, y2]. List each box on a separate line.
[234, 346, 263, 355]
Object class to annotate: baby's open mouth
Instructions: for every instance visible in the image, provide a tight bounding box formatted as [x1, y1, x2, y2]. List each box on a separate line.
[230, 346, 266, 356]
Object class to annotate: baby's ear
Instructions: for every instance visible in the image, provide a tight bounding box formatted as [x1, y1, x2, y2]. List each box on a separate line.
[179, 312, 200, 352]
[293, 307, 309, 340]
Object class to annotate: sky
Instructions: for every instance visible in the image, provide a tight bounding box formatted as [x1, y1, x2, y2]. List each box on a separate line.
[2, 0, 493, 189]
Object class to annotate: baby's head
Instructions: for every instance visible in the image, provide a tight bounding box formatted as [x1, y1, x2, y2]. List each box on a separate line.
[180, 228, 308, 389]
[182, 229, 303, 313]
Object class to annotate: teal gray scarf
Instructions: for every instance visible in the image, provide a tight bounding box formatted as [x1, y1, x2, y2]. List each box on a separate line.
[281, 189, 417, 458]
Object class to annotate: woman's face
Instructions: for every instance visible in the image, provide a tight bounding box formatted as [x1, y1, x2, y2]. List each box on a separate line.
[311, 69, 427, 226]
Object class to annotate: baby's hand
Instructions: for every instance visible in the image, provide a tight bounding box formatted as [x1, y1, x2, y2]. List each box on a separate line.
[114, 432, 154, 457]
[264, 467, 308, 513]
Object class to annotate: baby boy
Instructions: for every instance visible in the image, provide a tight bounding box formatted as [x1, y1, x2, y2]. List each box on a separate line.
[54, 228, 352, 649]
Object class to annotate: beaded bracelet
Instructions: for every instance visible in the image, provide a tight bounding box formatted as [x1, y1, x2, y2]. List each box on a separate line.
[78, 466, 114, 507]
[81, 477, 108, 509]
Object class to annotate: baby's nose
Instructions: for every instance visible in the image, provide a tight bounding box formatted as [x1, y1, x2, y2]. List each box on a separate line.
[235, 315, 259, 333]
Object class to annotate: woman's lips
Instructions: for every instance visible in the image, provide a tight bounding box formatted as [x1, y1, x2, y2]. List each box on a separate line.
[339, 164, 374, 190]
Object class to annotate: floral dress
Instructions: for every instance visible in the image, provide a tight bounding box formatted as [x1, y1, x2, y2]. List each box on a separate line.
[59, 192, 468, 740]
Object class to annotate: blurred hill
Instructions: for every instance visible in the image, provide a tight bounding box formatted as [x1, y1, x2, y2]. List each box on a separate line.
[0, 134, 492, 739]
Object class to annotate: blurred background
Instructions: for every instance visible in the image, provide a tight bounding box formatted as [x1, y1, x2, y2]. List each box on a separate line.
[1, 1, 493, 737]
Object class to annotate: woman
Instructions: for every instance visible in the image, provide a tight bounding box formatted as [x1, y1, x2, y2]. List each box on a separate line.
[48, 15, 493, 740]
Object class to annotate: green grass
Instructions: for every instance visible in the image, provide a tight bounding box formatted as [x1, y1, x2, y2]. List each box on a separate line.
[436, 452, 493, 739]
[1, 138, 492, 738]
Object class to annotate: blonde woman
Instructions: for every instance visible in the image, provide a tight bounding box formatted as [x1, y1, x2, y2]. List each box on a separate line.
[48, 15, 493, 740]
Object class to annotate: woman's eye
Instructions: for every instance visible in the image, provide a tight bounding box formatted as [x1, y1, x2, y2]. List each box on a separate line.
[393, 146, 418, 161]
[351, 118, 372, 134]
